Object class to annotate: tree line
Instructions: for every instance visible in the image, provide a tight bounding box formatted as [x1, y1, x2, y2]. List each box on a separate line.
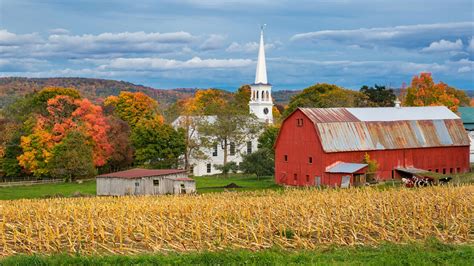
[0, 72, 469, 180]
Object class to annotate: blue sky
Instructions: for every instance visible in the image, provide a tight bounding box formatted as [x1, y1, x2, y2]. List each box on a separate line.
[0, 0, 473, 91]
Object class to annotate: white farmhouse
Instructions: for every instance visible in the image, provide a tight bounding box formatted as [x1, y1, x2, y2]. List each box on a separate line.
[172, 28, 274, 176]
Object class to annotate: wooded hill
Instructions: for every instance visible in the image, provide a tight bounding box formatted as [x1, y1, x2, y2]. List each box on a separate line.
[0, 77, 298, 110]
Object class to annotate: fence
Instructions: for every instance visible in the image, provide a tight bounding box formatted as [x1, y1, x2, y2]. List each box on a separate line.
[0, 179, 64, 187]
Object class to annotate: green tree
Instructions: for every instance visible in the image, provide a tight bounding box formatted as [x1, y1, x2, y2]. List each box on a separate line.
[258, 125, 280, 153]
[198, 107, 263, 176]
[239, 148, 274, 178]
[131, 117, 186, 168]
[47, 131, 96, 181]
[284, 83, 368, 117]
[360, 85, 396, 107]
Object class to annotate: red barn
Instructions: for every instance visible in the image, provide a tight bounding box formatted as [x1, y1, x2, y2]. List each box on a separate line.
[274, 107, 470, 187]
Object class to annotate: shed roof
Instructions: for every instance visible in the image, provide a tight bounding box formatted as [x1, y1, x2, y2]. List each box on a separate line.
[326, 162, 368, 173]
[97, 168, 187, 179]
[297, 107, 469, 153]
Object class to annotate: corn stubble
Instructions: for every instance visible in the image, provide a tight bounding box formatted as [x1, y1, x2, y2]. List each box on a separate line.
[0, 186, 472, 256]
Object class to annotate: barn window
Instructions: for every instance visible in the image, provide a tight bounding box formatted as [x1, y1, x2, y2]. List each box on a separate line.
[246, 141, 252, 154]
[294, 174, 297, 181]
[206, 163, 211, 173]
[457, 167, 461, 173]
[435, 169, 439, 173]
[308, 157, 312, 164]
[428, 169, 432, 172]
[212, 144, 218, 156]
[296, 118, 303, 127]
[443, 168, 446, 174]
[230, 142, 236, 156]
[450, 168, 453, 174]
[153, 180, 160, 186]
[284, 155, 288, 162]
[306, 175, 310, 183]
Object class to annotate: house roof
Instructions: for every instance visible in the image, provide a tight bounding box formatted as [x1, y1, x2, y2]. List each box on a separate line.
[297, 107, 469, 153]
[395, 167, 429, 175]
[326, 162, 368, 173]
[97, 168, 187, 179]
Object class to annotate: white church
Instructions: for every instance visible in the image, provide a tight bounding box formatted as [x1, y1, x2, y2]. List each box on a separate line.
[173, 28, 274, 176]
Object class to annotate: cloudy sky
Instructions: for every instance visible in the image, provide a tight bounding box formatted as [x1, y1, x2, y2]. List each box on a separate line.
[1, 0, 473, 90]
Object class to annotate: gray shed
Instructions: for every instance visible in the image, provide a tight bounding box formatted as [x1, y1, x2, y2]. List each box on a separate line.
[96, 168, 196, 196]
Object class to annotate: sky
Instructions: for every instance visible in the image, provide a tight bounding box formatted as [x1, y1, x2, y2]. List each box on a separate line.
[0, 0, 473, 91]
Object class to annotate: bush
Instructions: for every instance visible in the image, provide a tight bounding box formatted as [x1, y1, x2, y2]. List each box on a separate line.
[239, 148, 274, 178]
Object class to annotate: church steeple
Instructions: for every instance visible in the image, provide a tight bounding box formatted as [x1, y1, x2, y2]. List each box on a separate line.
[249, 25, 273, 124]
[255, 26, 268, 84]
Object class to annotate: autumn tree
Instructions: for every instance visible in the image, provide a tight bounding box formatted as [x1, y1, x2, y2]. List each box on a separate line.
[47, 131, 96, 181]
[131, 116, 186, 168]
[104, 91, 162, 128]
[17, 95, 113, 176]
[187, 89, 229, 115]
[403, 73, 460, 112]
[103, 117, 134, 172]
[284, 83, 368, 117]
[258, 125, 280, 154]
[233, 85, 251, 114]
[360, 85, 396, 107]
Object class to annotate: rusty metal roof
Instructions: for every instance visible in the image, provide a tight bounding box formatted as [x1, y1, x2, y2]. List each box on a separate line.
[97, 168, 187, 179]
[299, 107, 469, 153]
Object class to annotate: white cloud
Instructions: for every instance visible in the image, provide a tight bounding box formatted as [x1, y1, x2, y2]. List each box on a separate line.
[458, 66, 471, 73]
[0, 29, 41, 46]
[199, 34, 227, 51]
[421, 39, 463, 52]
[48, 28, 70, 35]
[99, 57, 253, 70]
[291, 22, 474, 49]
[468, 37, 474, 52]
[226, 41, 277, 53]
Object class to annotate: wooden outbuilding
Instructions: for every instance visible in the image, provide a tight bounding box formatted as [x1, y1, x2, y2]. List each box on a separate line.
[274, 107, 470, 187]
[96, 168, 196, 196]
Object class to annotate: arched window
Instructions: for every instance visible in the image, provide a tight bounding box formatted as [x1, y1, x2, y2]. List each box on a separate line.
[252, 90, 255, 100]
[261, 90, 265, 99]
[256, 90, 259, 99]
[266, 91, 269, 100]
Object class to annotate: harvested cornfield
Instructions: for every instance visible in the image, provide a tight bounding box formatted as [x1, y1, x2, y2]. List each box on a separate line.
[0, 186, 473, 256]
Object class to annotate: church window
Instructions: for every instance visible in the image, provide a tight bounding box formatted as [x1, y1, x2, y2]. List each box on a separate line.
[206, 164, 211, 173]
[212, 144, 218, 156]
[263, 107, 269, 114]
[266, 91, 269, 100]
[230, 142, 235, 156]
[246, 141, 252, 154]
[256, 91, 259, 99]
[261, 91, 265, 99]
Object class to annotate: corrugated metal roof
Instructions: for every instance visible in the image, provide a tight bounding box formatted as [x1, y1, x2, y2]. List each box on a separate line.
[326, 162, 368, 173]
[346, 106, 459, 121]
[396, 167, 428, 175]
[97, 168, 187, 179]
[300, 107, 469, 153]
[300, 108, 360, 123]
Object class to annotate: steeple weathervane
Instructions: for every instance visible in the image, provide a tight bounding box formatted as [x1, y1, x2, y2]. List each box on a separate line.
[255, 24, 268, 84]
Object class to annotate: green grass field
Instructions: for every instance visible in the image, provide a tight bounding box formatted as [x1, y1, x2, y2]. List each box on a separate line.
[1, 240, 472, 266]
[0, 175, 278, 200]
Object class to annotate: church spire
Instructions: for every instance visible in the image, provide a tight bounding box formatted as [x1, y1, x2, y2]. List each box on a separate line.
[254, 25, 268, 84]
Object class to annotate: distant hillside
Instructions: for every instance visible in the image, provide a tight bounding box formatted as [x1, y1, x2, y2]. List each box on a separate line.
[0, 77, 297, 109]
[0, 77, 198, 109]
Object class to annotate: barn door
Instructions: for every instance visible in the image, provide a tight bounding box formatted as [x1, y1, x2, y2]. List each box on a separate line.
[341, 175, 350, 188]
[315, 176, 321, 187]
[153, 179, 160, 195]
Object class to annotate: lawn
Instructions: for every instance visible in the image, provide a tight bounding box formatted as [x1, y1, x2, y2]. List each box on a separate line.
[1, 241, 472, 265]
[0, 175, 278, 200]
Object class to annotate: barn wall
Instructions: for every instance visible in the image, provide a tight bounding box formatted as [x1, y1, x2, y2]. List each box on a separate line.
[97, 178, 145, 196]
[97, 172, 192, 196]
[275, 109, 471, 187]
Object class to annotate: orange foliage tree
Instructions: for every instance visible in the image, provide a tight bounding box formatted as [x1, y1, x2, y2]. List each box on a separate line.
[18, 95, 113, 176]
[403, 73, 460, 112]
